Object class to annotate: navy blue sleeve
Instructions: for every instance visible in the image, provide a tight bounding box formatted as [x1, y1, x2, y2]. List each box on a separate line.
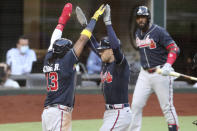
[158, 27, 175, 47]
[86, 19, 97, 32]
[43, 51, 53, 66]
[106, 25, 124, 64]
[85, 19, 100, 56]
[87, 35, 100, 56]
[62, 49, 78, 69]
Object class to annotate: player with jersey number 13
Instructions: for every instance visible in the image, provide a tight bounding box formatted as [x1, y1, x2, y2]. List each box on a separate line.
[129, 6, 180, 131]
[41, 2, 105, 131]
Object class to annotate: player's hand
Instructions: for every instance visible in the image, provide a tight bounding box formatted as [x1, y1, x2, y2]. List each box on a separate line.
[58, 3, 72, 25]
[160, 63, 173, 76]
[103, 4, 111, 25]
[92, 4, 106, 21]
[76, 6, 87, 27]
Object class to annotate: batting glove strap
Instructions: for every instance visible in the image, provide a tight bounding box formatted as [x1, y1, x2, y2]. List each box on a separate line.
[56, 24, 65, 31]
[105, 20, 112, 25]
[81, 29, 92, 39]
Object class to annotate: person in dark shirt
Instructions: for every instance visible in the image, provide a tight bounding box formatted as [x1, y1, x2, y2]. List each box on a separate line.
[129, 6, 180, 131]
[41, 3, 105, 131]
[91, 4, 132, 131]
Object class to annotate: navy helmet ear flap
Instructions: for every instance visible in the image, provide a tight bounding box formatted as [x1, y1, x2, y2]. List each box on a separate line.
[52, 38, 73, 58]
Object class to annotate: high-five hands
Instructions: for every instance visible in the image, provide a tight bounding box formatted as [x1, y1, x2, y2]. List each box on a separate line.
[92, 4, 106, 21]
[103, 4, 111, 25]
[58, 3, 72, 26]
[56, 3, 72, 31]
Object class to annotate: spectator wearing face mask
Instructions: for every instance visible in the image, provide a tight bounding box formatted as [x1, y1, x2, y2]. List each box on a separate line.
[0, 62, 20, 88]
[6, 35, 37, 75]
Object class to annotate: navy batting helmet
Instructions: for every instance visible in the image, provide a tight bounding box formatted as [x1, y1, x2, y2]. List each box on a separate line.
[52, 38, 73, 57]
[96, 36, 111, 51]
[136, 6, 151, 21]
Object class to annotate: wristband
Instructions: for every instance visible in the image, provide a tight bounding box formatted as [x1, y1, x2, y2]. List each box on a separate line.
[56, 24, 64, 31]
[81, 29, 92, 39]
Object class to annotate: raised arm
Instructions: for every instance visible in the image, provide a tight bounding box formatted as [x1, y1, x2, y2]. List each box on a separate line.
[48, 3, 72, 51]
[75, 6, 100, 56]
[88, 35, 100, 56]
[73, 4, 105, 57]
[103, 4, 124, 64]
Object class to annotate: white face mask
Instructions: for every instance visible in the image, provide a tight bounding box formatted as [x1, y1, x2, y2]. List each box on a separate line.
[20, 45, 29, 54]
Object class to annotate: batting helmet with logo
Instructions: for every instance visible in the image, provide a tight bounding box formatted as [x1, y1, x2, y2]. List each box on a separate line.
[136, 6, 151, 21]
[52, 38, 73, 57]
[96, 36, 111, 51]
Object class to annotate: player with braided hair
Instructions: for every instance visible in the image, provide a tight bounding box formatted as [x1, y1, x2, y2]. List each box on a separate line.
[41, 3, 105, 131]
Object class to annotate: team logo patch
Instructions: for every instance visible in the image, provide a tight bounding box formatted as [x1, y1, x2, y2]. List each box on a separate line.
[100, 71, 112, 83]
[136, 35, 156, 49]
[137, 8, 143, 14]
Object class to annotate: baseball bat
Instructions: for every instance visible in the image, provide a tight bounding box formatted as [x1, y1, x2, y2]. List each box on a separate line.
[156, 68, 197, 81]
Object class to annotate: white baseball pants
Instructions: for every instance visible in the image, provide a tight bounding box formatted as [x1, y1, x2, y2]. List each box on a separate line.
[129, 68, 179, 131]
[100, 107, 132, 131]
[42, 105, 72, 131]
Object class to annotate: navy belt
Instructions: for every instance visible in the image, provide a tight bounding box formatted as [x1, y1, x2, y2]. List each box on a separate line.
[105, 103, 130, 110]
[143, 65, 163, 73]
[146, 68, 157, 73]
[45, 104, 73, 112]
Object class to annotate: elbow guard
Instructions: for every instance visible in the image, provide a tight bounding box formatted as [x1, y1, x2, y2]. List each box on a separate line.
[166, 43, 180, 65]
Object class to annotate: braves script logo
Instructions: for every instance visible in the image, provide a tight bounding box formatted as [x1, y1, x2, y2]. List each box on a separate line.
[100, 71, 112, 83]
[136, 35, 156, 49]
[137, 8, 143, 14]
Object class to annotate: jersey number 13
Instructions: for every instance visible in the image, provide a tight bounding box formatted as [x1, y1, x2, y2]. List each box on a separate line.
[46, 72, 59, 91]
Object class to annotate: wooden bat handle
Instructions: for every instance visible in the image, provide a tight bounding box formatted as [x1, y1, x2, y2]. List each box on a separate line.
[169, 72, 181, 77]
